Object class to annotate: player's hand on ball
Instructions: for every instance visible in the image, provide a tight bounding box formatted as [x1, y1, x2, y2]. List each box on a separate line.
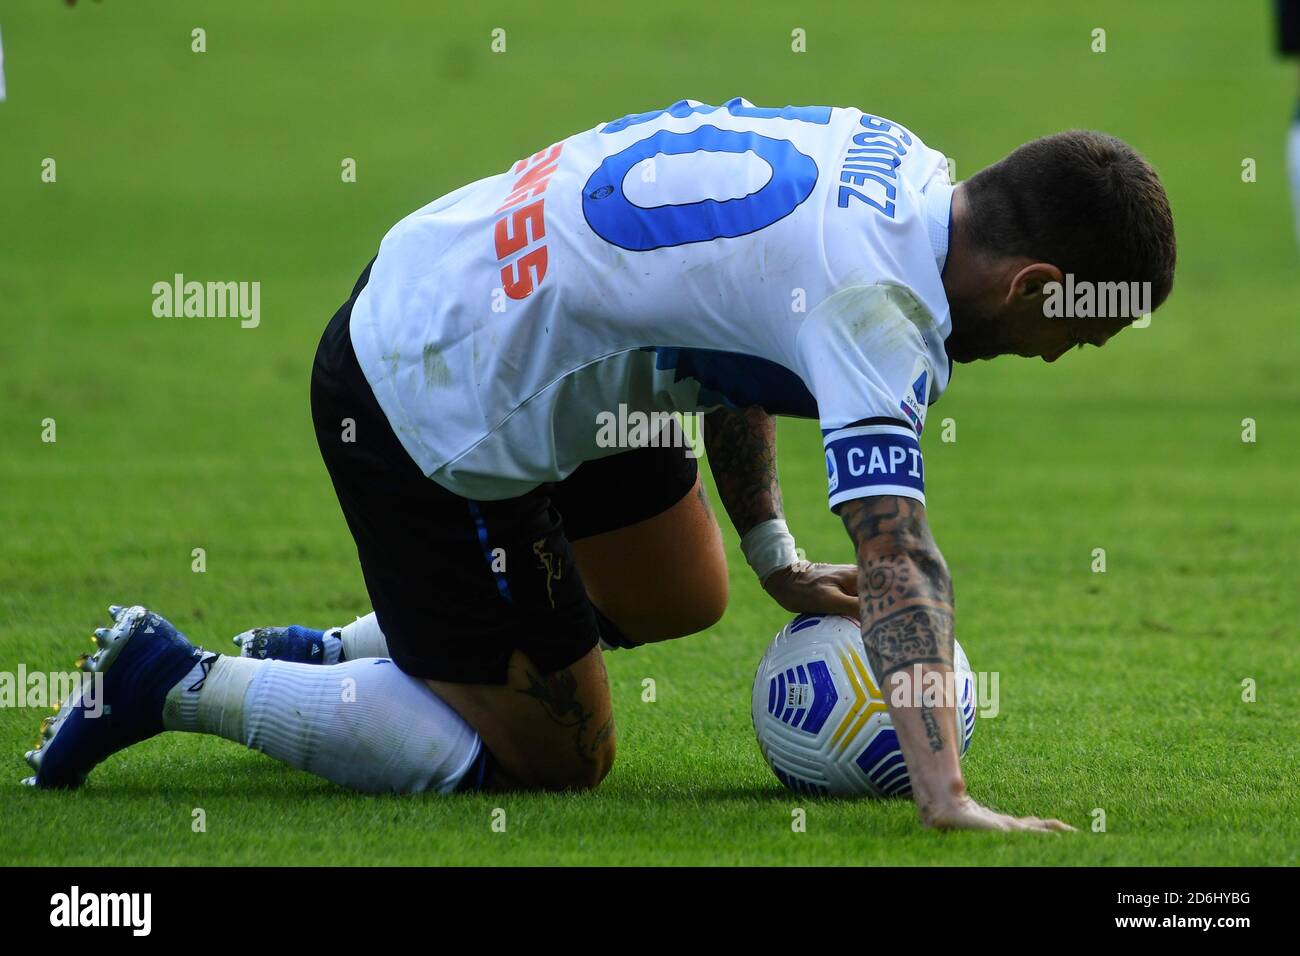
[762, 560, 858, 616]
[922, 794, 1076, 833]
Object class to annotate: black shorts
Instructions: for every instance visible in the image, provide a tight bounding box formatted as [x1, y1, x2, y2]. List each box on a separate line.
[310, 262, 699, 684]
[1279, 0, 1300, 56]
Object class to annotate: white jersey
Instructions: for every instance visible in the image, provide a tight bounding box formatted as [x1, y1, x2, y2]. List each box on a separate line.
[349, 98, 955, 510]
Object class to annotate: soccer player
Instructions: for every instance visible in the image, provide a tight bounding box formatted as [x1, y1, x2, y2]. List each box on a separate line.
[24, 99, 1175, 832]
[1280, 0, 1300, 245]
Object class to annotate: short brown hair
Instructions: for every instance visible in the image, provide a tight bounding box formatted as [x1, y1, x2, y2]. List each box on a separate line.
[963, 131, 1177, 310]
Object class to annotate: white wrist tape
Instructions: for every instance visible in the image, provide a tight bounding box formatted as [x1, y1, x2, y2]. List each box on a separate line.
[741, 518, 799, 584]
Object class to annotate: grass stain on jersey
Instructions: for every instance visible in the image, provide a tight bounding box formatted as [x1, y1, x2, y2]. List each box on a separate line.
[422, 343, 452, 388]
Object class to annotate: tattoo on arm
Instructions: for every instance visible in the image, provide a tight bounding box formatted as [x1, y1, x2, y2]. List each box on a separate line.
[863, 606, 953, 680]
[839, 496, 954, 681]
[920, 706, 946, 752]
[703, 406, 783, 537]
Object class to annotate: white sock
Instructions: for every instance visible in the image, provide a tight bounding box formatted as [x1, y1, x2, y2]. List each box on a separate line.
[164, 655, 483, 794]
[163, 652, 261, 737]
[340, 613, 390, 661]
[1289, 116, 1300, 247]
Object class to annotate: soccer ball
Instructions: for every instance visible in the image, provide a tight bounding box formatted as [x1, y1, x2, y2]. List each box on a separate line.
[752, 613, 976, 797]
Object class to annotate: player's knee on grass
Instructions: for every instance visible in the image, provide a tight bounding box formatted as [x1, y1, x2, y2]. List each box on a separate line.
[523, 725, 616, 792]
[428, 646, 616, 792]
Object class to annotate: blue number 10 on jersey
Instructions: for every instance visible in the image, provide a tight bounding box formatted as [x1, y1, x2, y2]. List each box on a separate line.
[582, 98, 832, 251]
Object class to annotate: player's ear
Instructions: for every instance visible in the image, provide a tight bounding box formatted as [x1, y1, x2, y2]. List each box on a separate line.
[1008, 262, 1063, 301]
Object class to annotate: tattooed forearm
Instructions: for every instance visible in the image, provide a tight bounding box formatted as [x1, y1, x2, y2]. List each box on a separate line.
[703, 406, 783, 537]
[920, 707, 946, 752]
[862, 605, 954, 681]
[839, 496, 955, 678]
[861, 552, 916, 618]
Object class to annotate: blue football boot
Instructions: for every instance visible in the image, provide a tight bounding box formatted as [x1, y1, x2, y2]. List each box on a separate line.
[231, 625, 337, 664]
[22, 605, 207, 789]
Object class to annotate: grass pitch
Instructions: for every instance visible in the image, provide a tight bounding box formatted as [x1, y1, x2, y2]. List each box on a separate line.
[1, 0, 1297, 865]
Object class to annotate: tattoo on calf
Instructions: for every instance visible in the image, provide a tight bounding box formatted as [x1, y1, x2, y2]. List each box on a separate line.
[516, 666, 612, 768]
[593, 716, 615, 749]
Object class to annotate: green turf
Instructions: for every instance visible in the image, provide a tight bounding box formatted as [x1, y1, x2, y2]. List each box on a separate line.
[1, 0, 1297, 865]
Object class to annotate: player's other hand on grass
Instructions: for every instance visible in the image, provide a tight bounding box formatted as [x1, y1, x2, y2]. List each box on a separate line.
[922, 792, 1076, 833]
[762, 561, 858, 616]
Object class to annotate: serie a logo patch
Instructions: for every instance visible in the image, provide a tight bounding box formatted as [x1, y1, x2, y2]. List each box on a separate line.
[899, 358, 930, 435]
